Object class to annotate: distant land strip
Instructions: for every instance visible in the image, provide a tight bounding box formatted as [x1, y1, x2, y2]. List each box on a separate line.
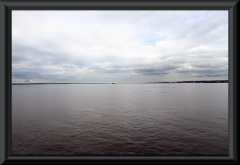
[12, 80, 228, 85]
[148, 80, 228, 83]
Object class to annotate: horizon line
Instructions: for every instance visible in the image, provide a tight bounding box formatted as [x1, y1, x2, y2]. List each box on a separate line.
[12, 79, 229, 85]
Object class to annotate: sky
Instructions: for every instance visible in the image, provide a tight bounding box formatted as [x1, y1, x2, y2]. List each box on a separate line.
[12, 10, 228, 83]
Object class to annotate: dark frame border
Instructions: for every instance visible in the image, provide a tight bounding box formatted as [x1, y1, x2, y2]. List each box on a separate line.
[0, 0, 239, 164]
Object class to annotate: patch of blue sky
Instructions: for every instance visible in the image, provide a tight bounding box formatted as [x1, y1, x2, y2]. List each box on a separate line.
[202, 11, 212, 17]
[223, 22, 228, 26]
[142, 36, 167, 46]
[181, 11, 213, 26]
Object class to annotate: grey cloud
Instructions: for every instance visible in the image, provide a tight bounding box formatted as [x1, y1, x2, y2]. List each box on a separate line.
[134, 68, 169, 76]
[13, 69, 76, 82]
[177, 68, 228, 78]
[23, 79, 30, 83]
[89, 60, 181, 77]
[12, 43, 88, 73]
[13, 44, 70, 65]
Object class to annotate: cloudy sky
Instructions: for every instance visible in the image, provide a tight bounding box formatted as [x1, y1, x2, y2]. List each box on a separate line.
[12, 10, 228, 83]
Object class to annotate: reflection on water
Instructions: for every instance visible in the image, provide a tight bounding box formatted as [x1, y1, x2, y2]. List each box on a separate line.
[12, 84, 228, 155]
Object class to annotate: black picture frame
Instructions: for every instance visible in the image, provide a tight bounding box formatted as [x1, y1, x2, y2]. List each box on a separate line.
[0, 0, 239, 164]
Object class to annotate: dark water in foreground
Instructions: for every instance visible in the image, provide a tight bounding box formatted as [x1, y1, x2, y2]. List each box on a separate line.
[12, 84, 228, 155]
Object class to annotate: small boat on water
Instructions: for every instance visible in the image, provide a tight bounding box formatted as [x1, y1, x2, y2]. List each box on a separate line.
[112, 82, 115, 84]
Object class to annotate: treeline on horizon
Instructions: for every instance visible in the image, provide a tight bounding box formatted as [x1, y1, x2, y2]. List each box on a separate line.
[12, 80, 228, 85]
[149, 80, 228, 83]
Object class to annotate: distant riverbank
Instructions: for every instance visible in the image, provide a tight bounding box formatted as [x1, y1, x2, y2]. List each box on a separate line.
[148, 80, 228, 84]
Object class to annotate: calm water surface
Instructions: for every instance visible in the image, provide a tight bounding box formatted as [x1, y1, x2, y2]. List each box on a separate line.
[12, 84, 228, 155]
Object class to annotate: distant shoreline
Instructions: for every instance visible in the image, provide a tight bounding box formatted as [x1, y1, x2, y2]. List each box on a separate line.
[148, 80, 228, 84]
[12, 80, 228, 85]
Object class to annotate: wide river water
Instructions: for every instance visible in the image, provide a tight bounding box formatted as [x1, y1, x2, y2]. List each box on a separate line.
[12, 83, 228, 155]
